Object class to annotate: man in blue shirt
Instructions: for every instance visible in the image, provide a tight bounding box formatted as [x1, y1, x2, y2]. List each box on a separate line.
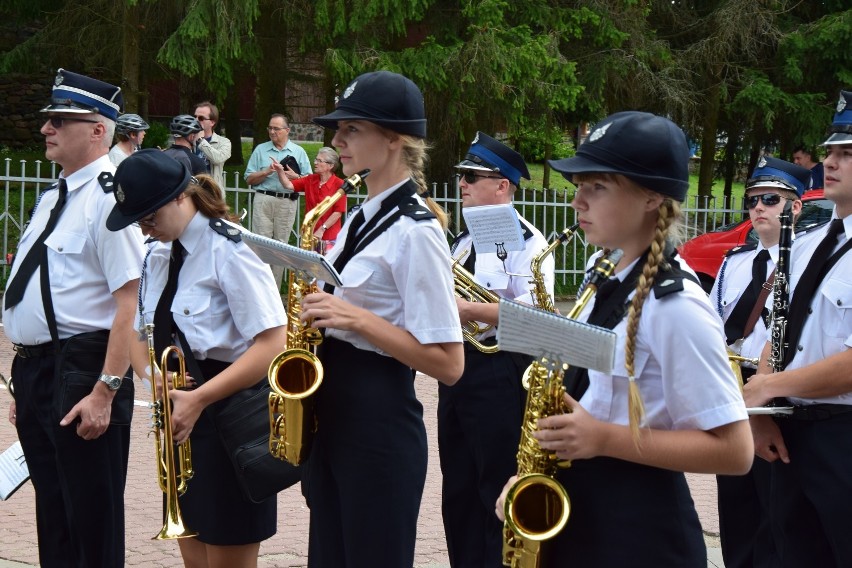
[244, 113, 312, 287]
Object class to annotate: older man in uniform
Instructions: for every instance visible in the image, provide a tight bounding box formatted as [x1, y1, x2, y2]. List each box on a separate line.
[3, 69, 144, 567]
[439, 132, 554, 566]
[744, 90, 852, 567]
[244, 114, 312, 287]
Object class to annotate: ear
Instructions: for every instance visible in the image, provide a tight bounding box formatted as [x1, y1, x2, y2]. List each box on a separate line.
[792, 198, 803, 217]
[644, 189, 665, 212]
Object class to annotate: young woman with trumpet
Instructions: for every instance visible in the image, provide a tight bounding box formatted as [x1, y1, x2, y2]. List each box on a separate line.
[496, 112, 753, 567]
[300, 70, 464, 567]
[107, 149, 287, 568]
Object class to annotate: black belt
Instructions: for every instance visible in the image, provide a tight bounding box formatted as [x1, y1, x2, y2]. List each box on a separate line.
[255, 189, 298, 200]
[14, 341, 61, 358]
[785, 403, 852, 421]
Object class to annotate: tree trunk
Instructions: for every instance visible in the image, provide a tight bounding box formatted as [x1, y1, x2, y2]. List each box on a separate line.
[121, 2, 141, 112]
[224, 81, 242, 166]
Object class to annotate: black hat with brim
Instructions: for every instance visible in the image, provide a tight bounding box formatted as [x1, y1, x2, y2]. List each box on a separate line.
[107, 149, 192, 231]
[549, 111, 690, 201]
[313, 70, 427, 138]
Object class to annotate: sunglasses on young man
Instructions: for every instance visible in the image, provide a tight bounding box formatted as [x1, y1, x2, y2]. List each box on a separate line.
[746, 194, 786, 209]
[458, 171, 504, 184]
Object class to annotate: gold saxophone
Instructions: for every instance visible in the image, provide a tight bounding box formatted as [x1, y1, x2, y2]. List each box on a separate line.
[144, 323, 197, 540]
[268, 169, 370, 466]
[528, 223, 579, 313]
[503, 248, 624, 568]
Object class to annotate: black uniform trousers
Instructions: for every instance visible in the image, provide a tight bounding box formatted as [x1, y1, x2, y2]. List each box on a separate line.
[304, 338, 428, 568]
[770, 412, 852, 567]
[12, 333, 132, 568]
[437, 344, 529, 567]
[717, 368, 777, 568]
[545, 457, 706, 567]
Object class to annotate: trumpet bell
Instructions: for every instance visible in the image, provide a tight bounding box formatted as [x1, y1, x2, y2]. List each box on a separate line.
[268, 348, 323, 465]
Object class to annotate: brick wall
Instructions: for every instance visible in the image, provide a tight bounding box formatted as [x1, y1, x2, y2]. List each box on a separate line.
[0, 73, 51, 149]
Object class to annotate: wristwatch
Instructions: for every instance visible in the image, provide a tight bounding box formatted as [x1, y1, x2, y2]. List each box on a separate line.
[98, 374, 123, 391]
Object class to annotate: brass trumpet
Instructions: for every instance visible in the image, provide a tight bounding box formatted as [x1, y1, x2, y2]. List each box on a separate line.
[145, 323, 197, 540]
[452, 249, 501, 353]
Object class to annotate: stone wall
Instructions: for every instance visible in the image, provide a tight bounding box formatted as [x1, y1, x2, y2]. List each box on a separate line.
[0, 73, 51, 149]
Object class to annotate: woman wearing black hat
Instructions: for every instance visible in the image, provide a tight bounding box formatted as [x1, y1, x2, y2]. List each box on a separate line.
[299, 70, 464, 566]
[107, 149, 288, 567]
[496, 111, 753, 567]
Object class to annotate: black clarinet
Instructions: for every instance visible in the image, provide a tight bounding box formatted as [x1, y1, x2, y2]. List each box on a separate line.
[767, 200, 794, 373]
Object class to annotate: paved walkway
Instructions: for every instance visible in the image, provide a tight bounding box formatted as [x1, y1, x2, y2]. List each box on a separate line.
[0, 323, 725, 567]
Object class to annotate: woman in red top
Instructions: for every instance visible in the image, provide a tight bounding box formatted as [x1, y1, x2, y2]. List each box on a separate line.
[274, 146, 346, 248]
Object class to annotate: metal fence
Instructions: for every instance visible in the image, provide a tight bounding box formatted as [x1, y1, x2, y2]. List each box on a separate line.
[1, 159, 747, 292]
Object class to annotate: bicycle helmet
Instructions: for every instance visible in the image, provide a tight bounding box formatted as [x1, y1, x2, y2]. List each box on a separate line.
[169, 114, 203, 138]
[115, 113, 150, 136]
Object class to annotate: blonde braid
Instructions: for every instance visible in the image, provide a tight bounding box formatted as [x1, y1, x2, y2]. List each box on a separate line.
[399, 134, 449, 230]
[624, 198, 677, 444]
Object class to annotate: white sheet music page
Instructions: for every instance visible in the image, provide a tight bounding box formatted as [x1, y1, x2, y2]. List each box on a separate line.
[462, 204, 525, 254]
[497, 299, 617, 373]
[236, 227, 344, 287]
[0, 441, 30, 500]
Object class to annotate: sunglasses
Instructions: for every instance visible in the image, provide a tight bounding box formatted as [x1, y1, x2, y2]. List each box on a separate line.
[458, 171, 503, 184]
[47, 116, 100, 129]
[746, 194, 785, 209]
[194, 115, 210, 121]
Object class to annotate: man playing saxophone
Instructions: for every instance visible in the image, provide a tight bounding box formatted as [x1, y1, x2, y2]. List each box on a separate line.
[440, 132, 554, 567]
[710, 157, 809, 568]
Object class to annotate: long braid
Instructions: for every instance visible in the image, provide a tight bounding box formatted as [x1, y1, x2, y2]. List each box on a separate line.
[624, 198, 677, 443]
[400, 134, 449, 230]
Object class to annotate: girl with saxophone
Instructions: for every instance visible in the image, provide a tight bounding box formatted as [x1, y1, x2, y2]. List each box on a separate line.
[107, 150, 288, 568]
[299, 70, 464, 567]
[496, 111, 753, 567]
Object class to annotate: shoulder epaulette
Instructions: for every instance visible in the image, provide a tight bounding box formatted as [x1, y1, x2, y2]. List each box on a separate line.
[209, 218, 242, 242]
[520, 221, 534, 241]
[398, 197, 435, 222]
[99, 172, 115, 193]
[725, 243, 757, 257]
[653, 258, 700, 299]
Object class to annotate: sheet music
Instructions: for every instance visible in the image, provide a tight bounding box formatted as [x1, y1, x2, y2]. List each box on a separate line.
[497, 299, 616, 373]
[237, 227, 344, 287]
[0, 441, 30, 501]
[462, 204, 525, 254]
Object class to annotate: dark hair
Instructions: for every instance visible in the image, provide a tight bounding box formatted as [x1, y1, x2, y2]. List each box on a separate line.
[195, 101, 219, 123]
[184, 175, 238, 222]
[792, 145, 817, 159]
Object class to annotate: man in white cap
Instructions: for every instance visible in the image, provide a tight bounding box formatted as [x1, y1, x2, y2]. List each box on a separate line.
[3, 69, 144, 567]
[744, 89, 852, 567]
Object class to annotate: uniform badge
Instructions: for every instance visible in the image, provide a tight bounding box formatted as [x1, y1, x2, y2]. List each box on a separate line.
[838, 94, 847, 114]
[343, 81, 357, 99]
[589, 122, 611, 142]
[115, 185, 125, 203]
[757, 156, 767, 168]
[54, 71, 64, 86]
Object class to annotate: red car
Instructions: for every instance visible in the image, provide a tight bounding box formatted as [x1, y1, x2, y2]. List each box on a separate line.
[678, 190, 833, 292]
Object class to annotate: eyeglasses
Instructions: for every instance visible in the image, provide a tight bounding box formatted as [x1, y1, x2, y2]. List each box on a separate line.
[194, 115, 210, 121]
[267, 126, 288, 132]
[314, 158, 335, 164]
[458, 171, 503, 184]
[47, 116, 100, 129]
[746, 194, 785, 209]
[133, 211, 157, 229]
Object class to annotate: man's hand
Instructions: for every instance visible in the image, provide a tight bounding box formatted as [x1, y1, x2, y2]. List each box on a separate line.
[60, 385, 114, 440]
[749, 415, 789, 463]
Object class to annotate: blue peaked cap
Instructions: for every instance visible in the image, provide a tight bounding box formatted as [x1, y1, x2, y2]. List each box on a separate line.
[455, 131, 530, 186]
[824, 90, 852, 145]
[41, 68, 123, 122]
[746, 156, 810, 197]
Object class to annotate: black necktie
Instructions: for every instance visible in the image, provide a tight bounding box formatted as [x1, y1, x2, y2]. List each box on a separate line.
[724, 249, 770, 344]
[5, 179, 68, 308]
[782, 219, 845, 368]
[153, 240, 185, 355]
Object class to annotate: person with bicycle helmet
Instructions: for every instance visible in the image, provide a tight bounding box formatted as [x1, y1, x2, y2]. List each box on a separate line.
[109, 113, 149, 166]
[163, 114, 208, 175]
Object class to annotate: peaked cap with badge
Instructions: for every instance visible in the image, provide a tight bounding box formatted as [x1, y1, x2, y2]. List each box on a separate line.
[549, 111, 690, 201]
[107, 149, 192, 231]
[41, 68, 124, 121]
[455, 131, 531, 187]
[313, 70, 427, 138]
[746, 156, 811, 197]
[823, 90, 852, 145]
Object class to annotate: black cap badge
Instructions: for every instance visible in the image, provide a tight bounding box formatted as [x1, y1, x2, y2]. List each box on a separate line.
[838, 93, 847, 114]
[343, 81, 357, 99]
[589, 122, 612, 142]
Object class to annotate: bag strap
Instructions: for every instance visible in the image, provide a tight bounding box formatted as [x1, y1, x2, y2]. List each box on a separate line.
[742, 269, 775, 340]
